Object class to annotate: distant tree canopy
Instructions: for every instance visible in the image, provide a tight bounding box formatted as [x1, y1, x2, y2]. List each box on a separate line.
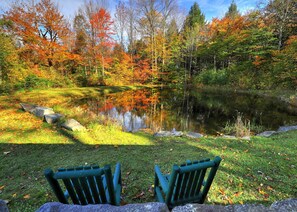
[0, 0, 296, 90]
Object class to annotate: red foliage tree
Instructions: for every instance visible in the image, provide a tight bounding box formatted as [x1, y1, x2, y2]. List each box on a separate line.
[89, 8, 115, 79]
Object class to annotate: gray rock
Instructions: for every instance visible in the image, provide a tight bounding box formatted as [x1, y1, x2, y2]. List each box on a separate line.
[173, 204, 272, 212]
[257, 131, 277, 137]
[241, 136, 251, 140]
[62, 119, 86, 131]
[37, 202, 169, 212]
[44, 114, 64, 124]
[186, 132, 203, 139]
[172, 199, 297, 212]
[226, 204, 273, 212]
[0, 199, 9, 212]
[270, 198, 297, 211]
[154, 130, 183, 137]
[172, 204, 225, 212]
[20, 103, 37, 112]
[222, 135, 237, 139]
[154, 131, 173, 137]
[171, 128, 183, 136]
[277, 125, 297, 133]
[31, 107, 55, 118]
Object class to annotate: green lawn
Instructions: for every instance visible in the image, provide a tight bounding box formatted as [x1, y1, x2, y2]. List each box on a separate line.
[0, 87, 296, 211]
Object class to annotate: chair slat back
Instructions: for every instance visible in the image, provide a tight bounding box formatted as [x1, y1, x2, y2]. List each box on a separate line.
[45, 165, 114, 205]
[168, 157, 221, 206]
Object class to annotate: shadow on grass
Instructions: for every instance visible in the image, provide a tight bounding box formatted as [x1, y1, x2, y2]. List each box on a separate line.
[1, 131, 297, 211]
[0, 136, 212, 211]
[56, 128, 83, 145]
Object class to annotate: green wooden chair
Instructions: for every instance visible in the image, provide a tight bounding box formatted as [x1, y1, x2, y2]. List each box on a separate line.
[154, 156, 222, 208]
[44, 163, 121, 206]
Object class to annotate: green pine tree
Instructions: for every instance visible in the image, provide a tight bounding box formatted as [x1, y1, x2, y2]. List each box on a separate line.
[225, 0, 239, 19]
[183, 2, 205, 30]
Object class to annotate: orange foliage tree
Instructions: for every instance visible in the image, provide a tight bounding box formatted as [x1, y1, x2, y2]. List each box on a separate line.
[5, 0, 73, 69]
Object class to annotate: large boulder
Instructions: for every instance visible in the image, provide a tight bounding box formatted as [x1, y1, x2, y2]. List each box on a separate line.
[62, 119, 86, 131]
[37, 202, 169, 212]
[20, 103, 37, 112]
[44, 114, 64, 124]
[31, 107, 55, 118]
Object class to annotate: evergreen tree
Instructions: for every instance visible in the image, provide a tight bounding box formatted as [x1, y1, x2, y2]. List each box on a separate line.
[183, 2, 205, 30]
[225, 0, 239, 19]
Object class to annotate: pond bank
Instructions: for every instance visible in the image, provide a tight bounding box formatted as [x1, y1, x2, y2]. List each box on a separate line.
[195, 86, 297, 107]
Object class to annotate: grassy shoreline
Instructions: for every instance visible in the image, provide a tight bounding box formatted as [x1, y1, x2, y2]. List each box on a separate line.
[0, 87, 296, 211]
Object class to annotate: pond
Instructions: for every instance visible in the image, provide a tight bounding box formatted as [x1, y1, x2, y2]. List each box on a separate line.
[76, 88, 297, 135]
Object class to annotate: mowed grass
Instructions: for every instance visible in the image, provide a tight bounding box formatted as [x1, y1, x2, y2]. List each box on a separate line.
[0, 87, 296, 211]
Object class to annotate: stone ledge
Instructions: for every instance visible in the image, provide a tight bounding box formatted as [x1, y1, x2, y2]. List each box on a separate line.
[172, 198, 297, 212]
[34, 198, 297, 212]
[37, 202, 169, 212]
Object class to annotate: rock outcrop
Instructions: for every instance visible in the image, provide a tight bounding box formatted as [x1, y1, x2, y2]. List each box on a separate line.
[44, 114, 64, 124]
[31, 107, 55, 118]
[62, 119, 86, 131]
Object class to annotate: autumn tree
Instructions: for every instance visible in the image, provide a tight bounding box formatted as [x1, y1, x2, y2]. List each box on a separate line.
[0, 19, 18, 88]
[90, 8, 114, 81]
[263, 0, 296, 50]
[6, 0, 70, 68]
[272, 36, 297, 88]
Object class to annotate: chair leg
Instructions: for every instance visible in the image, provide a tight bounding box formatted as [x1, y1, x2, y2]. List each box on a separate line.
[154, 172, 159, 198]
[44, 169, 68, 204]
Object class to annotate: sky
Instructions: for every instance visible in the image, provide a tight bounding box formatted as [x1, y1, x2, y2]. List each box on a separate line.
[1, 0, 267, 21]
[54, 0, 266, 21]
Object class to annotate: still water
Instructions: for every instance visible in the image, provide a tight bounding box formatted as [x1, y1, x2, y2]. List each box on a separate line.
[77, 88, 297, 135]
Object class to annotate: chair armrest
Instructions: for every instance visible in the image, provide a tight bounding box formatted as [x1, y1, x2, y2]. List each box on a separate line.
[155, 165, 169, 193]
[113, 163, 121, 189]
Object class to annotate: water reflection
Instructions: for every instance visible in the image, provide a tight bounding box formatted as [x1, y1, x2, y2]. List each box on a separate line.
[78, 88, 297, 134]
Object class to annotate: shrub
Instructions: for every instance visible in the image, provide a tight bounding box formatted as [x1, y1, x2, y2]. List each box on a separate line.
[223, 113, 251, 137]
[195, 69, 228, 86]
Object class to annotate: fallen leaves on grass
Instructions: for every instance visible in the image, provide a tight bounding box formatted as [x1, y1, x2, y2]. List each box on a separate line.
[23, 194, 30, 199]
[132, 191, 145, 200]
[218, 188, 233, 204]
[148, 185, 154, 194]
[233, 191, 243, 197]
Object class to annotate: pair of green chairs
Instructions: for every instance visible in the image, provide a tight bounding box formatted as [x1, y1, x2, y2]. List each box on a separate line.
[44, 156, 221, 208]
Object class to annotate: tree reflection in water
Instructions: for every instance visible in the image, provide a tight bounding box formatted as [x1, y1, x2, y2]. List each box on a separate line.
[78, 88, 297, 135]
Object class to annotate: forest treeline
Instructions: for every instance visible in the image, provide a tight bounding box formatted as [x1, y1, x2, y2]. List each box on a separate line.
[0, 0, 296, 92]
